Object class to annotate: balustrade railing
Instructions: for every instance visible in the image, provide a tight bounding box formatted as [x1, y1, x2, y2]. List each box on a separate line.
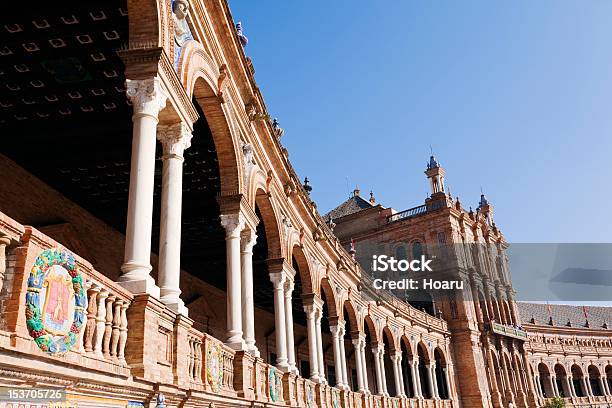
[387, 205, 428, 223]
[0, 211, 132, 370]
[80, 263, 133, 365]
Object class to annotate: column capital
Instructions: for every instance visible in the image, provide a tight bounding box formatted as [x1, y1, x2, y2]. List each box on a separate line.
[220, 213, 245, 239]
[372, 343, 385, 355]
[126, 77, 168, 118]
[157, 122, 192, 159]
[240, 229, 257, 253]
[269, 272, 286, 290]
[284, 279, 295, 295]
[330, 324, 342, 338]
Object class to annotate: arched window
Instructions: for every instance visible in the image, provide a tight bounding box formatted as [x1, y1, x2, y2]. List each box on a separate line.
[395, 245, 407, 259]
[412, 241, 423, 260]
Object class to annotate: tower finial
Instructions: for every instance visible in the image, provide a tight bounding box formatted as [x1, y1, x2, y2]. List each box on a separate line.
[369, 190, 376, 204]
[425, 154, 445, 195]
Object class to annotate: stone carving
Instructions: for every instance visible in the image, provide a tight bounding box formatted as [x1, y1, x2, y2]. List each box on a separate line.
[284, 181, 295, 197]
[236, 22, 248, 47]
[157, 122, 192, 158]
[266, 170, 273, 194]
[126, 78, 168, 117]
[220, 213, 245, 239]
[216, 64, 229, 102]
[25, 248, 87, 355]
[245, 99, 268, 122]
[242, 141, 255, 179]
[272, 118, 284, 139]
[173, 0, 193, 48]
[281, 214, 293, 239]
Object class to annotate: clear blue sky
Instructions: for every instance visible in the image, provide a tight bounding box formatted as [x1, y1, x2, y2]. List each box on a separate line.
[230, 1, 612, 243]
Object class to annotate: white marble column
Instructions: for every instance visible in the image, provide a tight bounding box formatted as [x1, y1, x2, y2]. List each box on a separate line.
[598, 377, 606, 397]
[411, 359, 422, 398]
[425, 363, 436, 399]
[360, 337, 371, 392]
[353, 335, 367, 392]
[373, 344, 384, 395]
[338, 323, 350, 390]
[157, 122, 191, 315]
[330, 324, 346, 388]
[568, 376, 576, 398]
[240, 229, 258, 357]
[392, 351, 405, 397]
[584, 376, 593, 396]
[119, 77, 167, 296]
[430, 363, 440, 399]
[305, 303, 320, 381]
[220, 213, 245, 350]
[551, 376, 559, 397]
[443, 366, 452, 399]
[284, 278, 298, 374]
[270, 272, 289, 370]
[379, 346, 389, 396]
[315, 306, 327, 383]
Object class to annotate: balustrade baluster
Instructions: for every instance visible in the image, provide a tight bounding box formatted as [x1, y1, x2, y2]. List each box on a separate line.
[110, 299, 122, 359]
[103, 295, 115, 358]
[84, 286, 99, 352]
[118, 301, 129, 363]
[196, 340, 202, 382]
[188, 339, 195, 381]
[94, 290, 108, 356]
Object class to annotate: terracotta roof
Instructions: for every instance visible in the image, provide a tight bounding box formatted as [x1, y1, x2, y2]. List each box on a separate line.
[517, 302, 612, 329]
[323, 195, 374, 222]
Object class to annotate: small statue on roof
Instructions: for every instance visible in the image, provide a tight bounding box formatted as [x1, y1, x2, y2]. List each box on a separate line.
[236, 21, 248, 47]
[272, 118, 284, 139]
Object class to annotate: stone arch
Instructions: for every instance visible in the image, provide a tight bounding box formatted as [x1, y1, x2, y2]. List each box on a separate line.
[538, 362, 554, 398]
[178, 41, 242, 194]
[434, 347, 450, 399]
[364, 315, 380, 344]
[417, 341, 432, 398]
[417, 341, 432, 363]
[400, 335, 416, 397]
[247, 167, 268, 207]
[291, 244, 314, 295]
[320, 277, 339, 319]
[588, 364, 604, 396]
[571, 364, 586, 397]
[554, 363, 570, 397]
[382, 326, 399, 351]
[254, 189, 283, 259]
[400, 335, 415, 358]
[343, 299, 361, 333]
